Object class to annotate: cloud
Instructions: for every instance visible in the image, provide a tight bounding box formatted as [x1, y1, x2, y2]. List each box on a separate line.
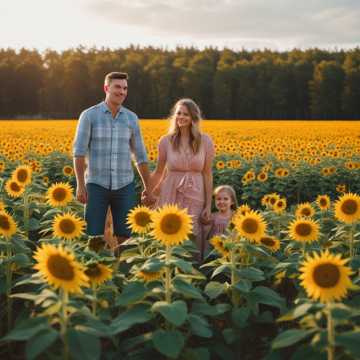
[85, 0, 360, 49]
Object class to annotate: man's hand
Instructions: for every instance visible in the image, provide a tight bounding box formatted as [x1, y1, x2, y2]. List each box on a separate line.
[76, 184, 88, 204]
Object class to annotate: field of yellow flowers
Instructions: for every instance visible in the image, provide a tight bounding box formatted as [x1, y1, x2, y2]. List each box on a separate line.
[0, 119, 360, 360]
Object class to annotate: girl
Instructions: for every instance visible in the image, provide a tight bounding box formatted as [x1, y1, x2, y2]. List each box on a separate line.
[203, 185, 238, 243]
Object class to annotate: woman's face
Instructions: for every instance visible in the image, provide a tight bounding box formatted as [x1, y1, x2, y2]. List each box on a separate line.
[175, 104, 192, 129]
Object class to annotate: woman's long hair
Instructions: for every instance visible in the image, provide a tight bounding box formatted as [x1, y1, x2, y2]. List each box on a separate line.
[168, 98, 202, 153]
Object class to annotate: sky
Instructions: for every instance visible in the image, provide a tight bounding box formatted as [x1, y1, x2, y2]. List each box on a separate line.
[1, 0, 359, 52]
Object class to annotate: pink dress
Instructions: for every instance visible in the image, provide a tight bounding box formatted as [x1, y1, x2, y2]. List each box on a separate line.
[156, 134, 215, 250]
[207, 212, 233, 239]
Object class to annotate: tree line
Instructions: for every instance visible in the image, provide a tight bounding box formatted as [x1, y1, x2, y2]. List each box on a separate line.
[0, 46, 359, 120]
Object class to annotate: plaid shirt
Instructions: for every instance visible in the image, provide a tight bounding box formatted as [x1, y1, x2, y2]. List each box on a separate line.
[73, 101, 148, 190]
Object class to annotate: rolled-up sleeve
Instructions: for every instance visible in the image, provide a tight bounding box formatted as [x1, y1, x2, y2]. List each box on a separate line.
[130, 116, 148, 165]
[73, 111, 91, 157]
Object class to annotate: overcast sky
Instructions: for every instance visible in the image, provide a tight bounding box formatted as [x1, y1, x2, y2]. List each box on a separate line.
[1, 0, 359, 51]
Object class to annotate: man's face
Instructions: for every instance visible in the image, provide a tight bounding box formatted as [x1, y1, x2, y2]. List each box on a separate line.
[104, 79, 128, 106]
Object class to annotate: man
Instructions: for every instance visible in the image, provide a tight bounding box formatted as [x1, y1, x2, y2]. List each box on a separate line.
[73, 72, 151, 250]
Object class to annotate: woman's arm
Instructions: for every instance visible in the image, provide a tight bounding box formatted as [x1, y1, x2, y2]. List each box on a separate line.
[149, 137, 167, 193]
[201, 135, 215, 220]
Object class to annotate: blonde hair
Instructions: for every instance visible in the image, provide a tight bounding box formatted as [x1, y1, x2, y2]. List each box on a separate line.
[213, 185, 238, 210]
[168, 98, 202, 153]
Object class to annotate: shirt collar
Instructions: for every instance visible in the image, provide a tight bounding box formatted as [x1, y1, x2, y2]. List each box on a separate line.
[100, 101, 124, 115]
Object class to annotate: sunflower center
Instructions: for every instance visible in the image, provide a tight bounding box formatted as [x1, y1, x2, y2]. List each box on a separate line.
[295, 223, 312, 236]
[301, 208, 311, 216]
[260, 237, 275, 246]
[53, 188, 67, 201]
[47, 254, 75, 280]
[313, 263, 340, 288]
[277, 201, 284, 208]
[59, 219, 76, 234]
[270, 198, 276, 205]
[242, 218, 258, 234]
[17, 169, 28, 182]
[160, 214, 182, 235]
[320, 198, 327, 207]
[85, 264, 101, 278]
[135, 212, 151, 227]
[341, 199, 357, 215]
[10, 181, 21, 192]
[0, 214, 10, 230]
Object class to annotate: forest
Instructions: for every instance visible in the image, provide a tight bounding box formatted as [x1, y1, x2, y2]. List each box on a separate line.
[0, 46, 359, 119]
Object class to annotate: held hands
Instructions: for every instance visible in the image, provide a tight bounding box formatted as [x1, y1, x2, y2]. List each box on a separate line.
[200, 206, 212, 225]
[141, 189, 156, 207]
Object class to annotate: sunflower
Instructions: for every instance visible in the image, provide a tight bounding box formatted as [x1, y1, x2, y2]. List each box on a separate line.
[259, 235, 280, 252]
[273, 198, 287, 214]
[5, 179, 25, 198]
[257, 171, 268, 182]
[0, 211, 17, 238]
[336, 184, 346, 193]
[210, 235, 229, 257]
[85, 263, 113, 286]
[295, 202, 315, 218]
[33, 244, 89, 293]
[52, 212, 85, 240]
[137, 270, 163, 282]
[316, 195, 331, 211]
[233, 210, 267, 242]
[0, 201, 5, 212]
[288, 218, 319, 243]
[87, 236, 106, 252]
[261, 194, 271, 207]
[0, 160, 5, 173]
[12, 165, 32, 186]
[151, 204, 193, 246]
[268, 193, 281, 208]
[216, 161, 225, 170]
[334, 193, 360, 224]
[63, 165, 74, 176]
[127, 205, 154, 234]
[46, 182, 73, 207]
[299, 250, 352, 303]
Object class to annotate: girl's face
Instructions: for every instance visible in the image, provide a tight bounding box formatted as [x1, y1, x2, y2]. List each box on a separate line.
[215, 190, 233, 213]
[175, 104, 192, 129]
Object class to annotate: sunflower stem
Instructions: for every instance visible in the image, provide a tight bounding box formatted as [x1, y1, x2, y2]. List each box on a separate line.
[165, 245, 172, 303]
[92, 284, 97, 316]
[349, 223, 355, 260]
[230, 246, 240, 307]
[326, 302, 335, 360]
[60, 289, 70, 360]
[6, 241, 12, 332]
[23, 189, 30, 239]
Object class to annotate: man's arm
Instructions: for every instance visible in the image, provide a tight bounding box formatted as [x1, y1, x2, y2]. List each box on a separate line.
[73, 110, 91, 203]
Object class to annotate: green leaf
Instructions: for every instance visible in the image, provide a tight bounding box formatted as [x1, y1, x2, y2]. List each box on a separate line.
[211, 264, 230, 278]
[183, 347, 210, 360]
[111, 304, 152, 335]
[337, 331, 360, 358]
[233, 279, 252, 293]
[272, 329, 316, 349]
[250, 286, 285, 309]
[1, 317, 49, 341]
[188, 314, 212, 338]
[152, 330, 185, 359]
[192, 302, 231, 317]
[25, 328, 58, 360]
[67, 329, 100, 360]
[170, 258, 193, 273]
[278, 303, 313, 322]
[152, 300, 188, 326]
[29, 218, 40, 231]
[116, 281, 148, 306]
[173, 278, 204, 301]
[10, 253, 31, 267]
[235, 267, 265, 281]
[204, 281, 226, 300]
[222, 328, 239, 344]
[232, 307, 251, 328]
[141, 258, 164, 272]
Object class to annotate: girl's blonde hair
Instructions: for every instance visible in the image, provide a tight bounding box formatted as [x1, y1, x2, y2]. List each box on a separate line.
[213, 185, 238, 210]
[168, 98, 202, 153]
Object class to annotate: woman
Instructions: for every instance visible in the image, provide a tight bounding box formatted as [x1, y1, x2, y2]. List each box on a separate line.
[149, 98, 215, 259]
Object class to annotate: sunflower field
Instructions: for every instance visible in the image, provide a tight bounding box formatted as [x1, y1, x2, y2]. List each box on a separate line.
[1, 119, 360, 360]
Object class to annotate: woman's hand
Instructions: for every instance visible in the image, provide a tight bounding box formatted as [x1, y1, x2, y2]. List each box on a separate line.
[200, 206, 211, 224]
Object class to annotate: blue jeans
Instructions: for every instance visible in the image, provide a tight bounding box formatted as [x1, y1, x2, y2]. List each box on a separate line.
[85, 182, 136, 237]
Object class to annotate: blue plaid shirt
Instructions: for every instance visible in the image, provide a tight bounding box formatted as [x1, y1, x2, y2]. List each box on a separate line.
[73, 101, 148, 190]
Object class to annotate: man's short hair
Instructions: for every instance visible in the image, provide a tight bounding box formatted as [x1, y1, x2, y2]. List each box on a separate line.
[104, 72, 129, 85]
